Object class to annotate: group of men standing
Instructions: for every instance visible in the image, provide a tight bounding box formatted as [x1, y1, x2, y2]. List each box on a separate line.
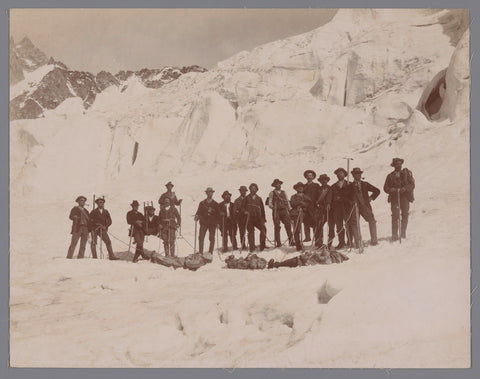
[66, 158, 414, 261]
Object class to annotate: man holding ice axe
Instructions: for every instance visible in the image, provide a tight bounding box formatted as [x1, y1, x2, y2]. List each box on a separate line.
[383, 158, 415, 242]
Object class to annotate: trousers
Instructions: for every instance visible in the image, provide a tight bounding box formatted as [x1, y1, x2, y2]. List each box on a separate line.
[391, 194, 410, 238]
[273, 208, 293, 246]
[247, 217, 266, 252]
[67, 225, 89, 259]
[220, 217, 237, 251]
[199, 223, 216, 254]
[90, 229, 116, 259]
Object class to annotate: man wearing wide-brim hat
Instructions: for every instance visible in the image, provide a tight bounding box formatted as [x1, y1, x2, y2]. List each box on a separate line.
[158, 181, 182, 207]
[240, 183, 267, 252]
[348, 167, 381, 247]
[126, 200, 149, 262]
[290, 182, 312, 251]
[67, 195, 92, 259]
[90, 197, 119, 260]
[218, 190, 238, 252]
[195, 187, 220, 255]
[315, 174, 335, 249]
[303, 170, 321, 243]
[233, 185, 249, 250]
[268, 179, 294, 247]
[383, 158, 415, 240]
[330, 168, 350, 249]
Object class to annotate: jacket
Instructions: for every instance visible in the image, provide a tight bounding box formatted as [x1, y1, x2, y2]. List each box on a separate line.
[218, 201, 235, 220]
[158, 191, 181, 206]
[196, 199, 219, 226]
[267, 190, 291, 211]
[159, 206, 181, 229]
[348, 180, 381, 209]
[126, 210, 146, 234]
[145, 215, 161, 235]
[330, 180, 350, 208]
[69, 206, 91, 234]
[316, 185, 332, 210]
[233, 195, 247, 220]
[290, 193, 312, 217]
[383, 168, 415, 203]
[90, 208, 112, 231]
[241, 194, 266, 222]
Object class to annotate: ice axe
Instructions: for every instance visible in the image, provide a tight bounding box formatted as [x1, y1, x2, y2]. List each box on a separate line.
[397, 189, 402, 244]
[343, 157, 354, 183]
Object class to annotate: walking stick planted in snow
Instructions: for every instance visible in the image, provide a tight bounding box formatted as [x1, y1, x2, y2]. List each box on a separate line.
[194, 219, 198, 254]
[354, 202, 364, 254]
[222, 215, 228, 254]
[144, 202, 149, 243]
[179, 203, 182, 235]
[99, 228, 104, 259]
[344, 157, 353, 183]
[397, 189, 402, 244]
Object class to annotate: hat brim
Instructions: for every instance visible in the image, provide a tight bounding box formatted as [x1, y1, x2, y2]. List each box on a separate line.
[334, 169, 348, 176]
[303, 170, 317, 179]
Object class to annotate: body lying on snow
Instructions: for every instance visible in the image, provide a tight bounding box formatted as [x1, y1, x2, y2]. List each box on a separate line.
[66, 159, 415, 264]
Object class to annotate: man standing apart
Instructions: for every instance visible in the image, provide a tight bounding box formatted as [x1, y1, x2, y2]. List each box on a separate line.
[383, 158, 415, 241]
[90, 197, 119, 260]
[348, 167, 380, 247]
[241, 183, 267, 253]
[159, 198, 181, 256]
[67, 195, 91, 259]
[233, 186, 248, 250]
[127, 200, 149, 262]
[303, 170, 321, 242]
[268, 179, 294, 247]
[195, 188, 219, 255]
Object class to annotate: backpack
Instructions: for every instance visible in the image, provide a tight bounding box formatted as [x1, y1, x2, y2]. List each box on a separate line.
[184, 253, 209, 271]
[402, 168, 415, 202]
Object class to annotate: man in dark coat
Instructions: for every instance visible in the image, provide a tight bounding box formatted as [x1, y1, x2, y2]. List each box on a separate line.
[67, 195, 91, 259]
[348, 167, 380, 247]
[126, 200, 149, 262]
[330, 168, 350, 249]
[90, 197, 119, 260]
[159, 198, 181, 256]
[303, 170, 321, 242]
[233, 186, 248, 250]
[268, 179, 294, 247]
[315, 174, 335, 249]
[144, 205, 160, 236]
[218, 190, 238, 252]
[158, 181, 182, 206]
[241, 183, 267, 252]
[290, 182, 312, 251]
[195, 187, 219, 255]
[383, 158, 415, 240]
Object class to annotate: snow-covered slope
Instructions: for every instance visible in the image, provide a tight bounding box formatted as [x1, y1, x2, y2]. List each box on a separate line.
[9, 9, 470, 368]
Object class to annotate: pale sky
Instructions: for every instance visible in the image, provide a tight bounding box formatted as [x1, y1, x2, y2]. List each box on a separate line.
[10, 8, 337, 74]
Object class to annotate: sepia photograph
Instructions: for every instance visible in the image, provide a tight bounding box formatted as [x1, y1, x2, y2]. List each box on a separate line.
[9, 8, 470, 368]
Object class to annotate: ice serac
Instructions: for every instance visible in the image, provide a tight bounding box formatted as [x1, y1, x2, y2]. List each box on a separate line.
[417, 29, 469, 121]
